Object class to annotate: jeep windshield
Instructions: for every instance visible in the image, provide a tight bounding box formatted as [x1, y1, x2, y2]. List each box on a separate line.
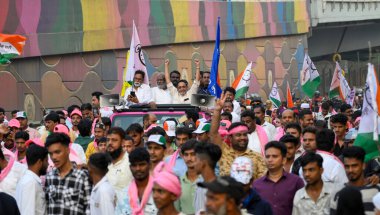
[110, 105, 207, 130]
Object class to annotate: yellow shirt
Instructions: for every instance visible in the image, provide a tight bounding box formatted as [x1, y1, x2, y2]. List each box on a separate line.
[219, 143, 267, 180]
[85, 142, 97, 161]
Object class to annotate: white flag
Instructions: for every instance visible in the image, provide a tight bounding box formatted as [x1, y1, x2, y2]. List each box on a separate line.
[124, 20, 149, 84]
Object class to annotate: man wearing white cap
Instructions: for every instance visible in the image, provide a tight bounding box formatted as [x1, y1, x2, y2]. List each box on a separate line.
[300, 103, 310, 110]
[16, 111, 40, 140]
[230, 157, 273, 215]
[193, 122, 211, 143]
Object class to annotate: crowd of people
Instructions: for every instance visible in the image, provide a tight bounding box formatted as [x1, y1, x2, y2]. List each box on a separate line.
[0, 63, 380, 215]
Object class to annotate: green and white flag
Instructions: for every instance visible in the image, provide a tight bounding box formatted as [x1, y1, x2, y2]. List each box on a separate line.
[354, 63, 380, 162]
[269, 82, 281, 108]
[329, 62, 343, 99]
[232, 62, 252, 99]
[300, 54, 321, 98]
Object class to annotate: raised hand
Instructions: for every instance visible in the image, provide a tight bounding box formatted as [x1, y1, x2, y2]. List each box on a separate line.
[165, 59, 170, 67]
[194, 58, 200, 67]
[215, 92, 227, 111]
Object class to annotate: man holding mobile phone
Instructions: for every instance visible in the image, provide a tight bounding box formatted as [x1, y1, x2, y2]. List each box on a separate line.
[124, 70, 155, 107]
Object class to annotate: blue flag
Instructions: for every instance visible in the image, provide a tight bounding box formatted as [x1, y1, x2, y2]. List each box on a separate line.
[208, 18, 222, 98]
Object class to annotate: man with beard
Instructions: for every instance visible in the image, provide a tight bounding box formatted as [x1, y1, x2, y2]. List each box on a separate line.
[253, 105, 276, 140]
[69, 109, 82, 141]
[116, 147, 158, 214]
[106, 127, 133, 202]
[152, 73, 172, 104]
[16, 111, 40, 139]
[241, 110, 269, 156]
[210, 93, 267, 179]
[15, 143, 49, 215]
[299, 109, 314, 130]
[293, 152, 338, 215]
[330, 146, 380, 214]
[165, 59, 201, 104]
[88, 153, 116, 215]
[81, 103, 94, 122]
[197, 71, 211, 95]
[124, 70, 155, 107]
[45, 133, 91, 214]
[198, 176, 247, 215]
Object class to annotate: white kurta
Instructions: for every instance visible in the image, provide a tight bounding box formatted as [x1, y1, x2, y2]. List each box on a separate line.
[90, 177, 116, 215]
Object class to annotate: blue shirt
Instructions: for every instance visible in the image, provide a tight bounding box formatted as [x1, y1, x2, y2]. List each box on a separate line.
[164, 154, 187, 177]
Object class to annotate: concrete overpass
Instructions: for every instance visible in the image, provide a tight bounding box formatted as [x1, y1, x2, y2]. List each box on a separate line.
[308, 0, 380, 95]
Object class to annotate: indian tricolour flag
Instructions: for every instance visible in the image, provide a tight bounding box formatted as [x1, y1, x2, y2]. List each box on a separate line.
[354, 63, 380, 162]
[300, 54, 320, 98]
[232, 62, 252, 99]
[120, 20, 149, 97]
[0, 34, 26, 64]
[269, 82, 281, 108]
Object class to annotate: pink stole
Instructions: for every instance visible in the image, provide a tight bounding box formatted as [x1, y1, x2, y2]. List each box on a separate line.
[168, 149, 180, 170]
[15, 150, 27, 164]
[0, 150, 15, 181]
[317, 150, 344, 166]
[256, 125, 268, 156]
[128, 176, 154, 215]
[274, 127, 285, 141]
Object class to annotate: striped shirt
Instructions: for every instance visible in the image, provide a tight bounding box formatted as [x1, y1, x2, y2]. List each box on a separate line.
[330, 184, 380, 215]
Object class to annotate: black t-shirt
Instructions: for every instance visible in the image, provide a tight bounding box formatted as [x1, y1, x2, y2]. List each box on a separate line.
[0, 192, 20, 215]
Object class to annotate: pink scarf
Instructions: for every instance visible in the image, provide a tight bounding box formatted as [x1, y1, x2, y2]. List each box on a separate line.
[275, 127, 285, 141]
[317, 150, 344, 166]
[15, 150, 27, 164]
[256, 125, 269, 156]
[168, 149, 180, 170]
[0, 150, 15, 181]
[128, 176, 154, 215]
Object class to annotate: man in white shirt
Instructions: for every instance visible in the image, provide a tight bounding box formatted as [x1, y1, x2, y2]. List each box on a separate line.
[253, 105, 276, 140]
[164, 59, 201, 104]
[152, 73, 172, 104]
[15, 143, 48, 215]
[299, 129, 348, 185]
[88, 153, 116, 215]
[106, 127, 133, 201]
[124, 70, 155, 106]
[0, 147, 26, 197]
[223, 87, 241, 116]
[223, 101, 240, 123]
[241, 110, 269, 156]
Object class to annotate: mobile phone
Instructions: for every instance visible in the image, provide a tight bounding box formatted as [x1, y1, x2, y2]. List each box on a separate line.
[130, 91, 136, 97]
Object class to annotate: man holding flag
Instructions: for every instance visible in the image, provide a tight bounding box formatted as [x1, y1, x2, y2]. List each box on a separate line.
[122, 21, 155, 107]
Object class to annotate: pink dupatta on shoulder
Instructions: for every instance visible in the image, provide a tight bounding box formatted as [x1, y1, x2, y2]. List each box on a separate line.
[256, 125, 269, 156]
[0, 150, 15, 181]
[128, 176, 154, 215]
